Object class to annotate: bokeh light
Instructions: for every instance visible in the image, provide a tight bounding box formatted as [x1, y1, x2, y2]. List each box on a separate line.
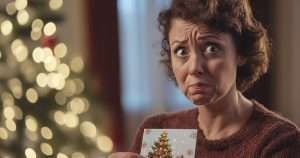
[41, 127, 53, 140]
[71, 152, 85, 158]
[25, 148, 37, 158]
[57, 153, 69, 158]
[7, 78, 23, 99]
[3, 106, 15, 120]
[36, 73, 48, 87]
[70, 57, 84, 73]
[17, 9, 30, 25]
[40, 142, 54, 156]
[54, 43, 68, 58]
[0, 127, 9, 140]
[25, 88, 39, 103]
[96, 135, 113, 153]
[1, 20, 13, 36]
[25, 115, 38, 132]
[5, 119, 17, 132]
[80, 121, 97, 138]
[49, 0, 64, 11]
[44, 22, 56, 36]
[64, 112, 79, 128]
[6, 2, 17, 15]
[15, 0, 28, 10]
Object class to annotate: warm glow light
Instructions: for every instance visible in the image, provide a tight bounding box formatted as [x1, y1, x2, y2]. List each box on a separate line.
[32, 47, 45, 63]
[74, 79, 85, 95]
[32, 19, 44, 31]
[5, 119, 17, 132]
[26, 88, 39, 103]
[13, 44, 29, 62]
[96, 135, 113, 152]
[2, 92, 15, 106]
[81, 97, 90, 112]
[14, 105, 24, 120]
[0, 127, 8, 140]
[0, 50, 2, 59]
[43, 48, 54, 61]
[17, 9, 30, 25]
[44, 56, 58, 72]
[48, 73, 65, 90]
[20, 60, 37, 83]
[6, 2, 17, 15]
[64, 112, 79, 128]
[8, 78, 23, 99]
[71, 152, 85, 158]
[57, 63, 70, 78]
[25, 115, 38, 132]
[25, 129, 38, 141]
[44, 22, 56, 36]
[3, 106, 15, 120]
[41, 127, 53, 140]
[11, 39, 23, 51]
[54, 111, 64, 125]
[25, 148, 37, 158]
[63, 80, 76, 97]
[54, 43, 68, 58]
[1, 20, 13, 36]
[57, 153, 68, 158]
[40, 142, 53, 156]
[70, 57, 84, 73]
[55, 92, 67, 105]
[36, 73, 48, 87]
[31, 30, 42, 41]
[80, 121, 97, 138]
[69, 98, 85, 114]
[49, 0, 64, 10]
[15, 0, 28, 10]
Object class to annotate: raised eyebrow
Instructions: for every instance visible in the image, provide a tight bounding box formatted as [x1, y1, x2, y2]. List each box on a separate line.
[197, 34, 222, 41]
[170, 39, 188, 47]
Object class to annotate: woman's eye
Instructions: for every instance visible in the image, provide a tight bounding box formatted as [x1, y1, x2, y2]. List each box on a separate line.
[174, 47, 187, 57]
[205, 44, 219, 54]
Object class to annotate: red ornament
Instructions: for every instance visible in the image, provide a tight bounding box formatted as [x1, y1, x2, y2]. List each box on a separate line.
[41, 36, 57, 49]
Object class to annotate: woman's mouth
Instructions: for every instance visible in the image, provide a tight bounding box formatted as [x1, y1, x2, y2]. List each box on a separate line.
[187, 83, 212, 95]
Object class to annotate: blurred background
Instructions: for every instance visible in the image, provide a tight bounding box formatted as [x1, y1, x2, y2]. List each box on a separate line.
[0, 0, 299, 157]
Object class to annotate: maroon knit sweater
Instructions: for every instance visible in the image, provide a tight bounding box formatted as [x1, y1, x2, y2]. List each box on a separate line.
[129, 100, 300, 158]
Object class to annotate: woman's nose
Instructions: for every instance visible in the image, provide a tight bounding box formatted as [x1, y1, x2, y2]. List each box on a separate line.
[188, 54, 205, 76]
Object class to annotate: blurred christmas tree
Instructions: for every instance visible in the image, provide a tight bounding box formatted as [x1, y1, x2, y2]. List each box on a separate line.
[148, 131, 173, 158]
[0, 0, 112, 157]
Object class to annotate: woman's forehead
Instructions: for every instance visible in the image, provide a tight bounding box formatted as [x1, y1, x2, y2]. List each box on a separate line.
[169, 19, 223, 42]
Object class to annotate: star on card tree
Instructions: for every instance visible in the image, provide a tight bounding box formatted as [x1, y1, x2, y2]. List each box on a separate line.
[148, 131, 173, 158]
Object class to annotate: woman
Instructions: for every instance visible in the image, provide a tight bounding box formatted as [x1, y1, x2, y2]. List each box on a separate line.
[110, 0, 300, 157]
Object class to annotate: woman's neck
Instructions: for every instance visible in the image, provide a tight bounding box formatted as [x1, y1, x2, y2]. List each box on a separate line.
[196, 87, 253, 140]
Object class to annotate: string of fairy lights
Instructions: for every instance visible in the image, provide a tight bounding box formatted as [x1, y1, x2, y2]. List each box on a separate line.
[0, 0, 113, 158]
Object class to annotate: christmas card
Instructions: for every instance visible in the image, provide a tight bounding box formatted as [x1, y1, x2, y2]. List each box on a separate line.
[140, 129, 198, 158]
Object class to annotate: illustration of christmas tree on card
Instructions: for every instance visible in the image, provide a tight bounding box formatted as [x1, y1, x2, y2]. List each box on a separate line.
[141, 129, 197, 158]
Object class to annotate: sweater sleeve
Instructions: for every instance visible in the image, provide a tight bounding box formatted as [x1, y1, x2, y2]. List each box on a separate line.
[261, 125, 300, 158]
[128, 115, 163, 153]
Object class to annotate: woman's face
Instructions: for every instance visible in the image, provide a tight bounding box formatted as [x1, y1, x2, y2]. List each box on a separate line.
[169, 18, 240, 106]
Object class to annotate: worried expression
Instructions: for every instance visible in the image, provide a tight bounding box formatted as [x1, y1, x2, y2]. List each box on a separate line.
[169, 18, 242, 106]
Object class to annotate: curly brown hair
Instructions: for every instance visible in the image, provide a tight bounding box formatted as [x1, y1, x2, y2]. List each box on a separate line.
[158, 0, 270, 92]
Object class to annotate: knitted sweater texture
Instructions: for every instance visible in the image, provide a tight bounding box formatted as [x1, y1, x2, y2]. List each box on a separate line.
[129, 101, 300, 158]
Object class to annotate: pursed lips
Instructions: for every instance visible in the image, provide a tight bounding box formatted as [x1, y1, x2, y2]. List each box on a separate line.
[187, 82, 212, 95]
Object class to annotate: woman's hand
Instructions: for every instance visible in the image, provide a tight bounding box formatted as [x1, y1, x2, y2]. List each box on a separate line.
[108, 152, 144, 158]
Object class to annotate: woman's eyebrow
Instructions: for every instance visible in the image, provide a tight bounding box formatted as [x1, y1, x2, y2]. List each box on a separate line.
[170, 39, 188, 47]
[197, 33, 222, 41]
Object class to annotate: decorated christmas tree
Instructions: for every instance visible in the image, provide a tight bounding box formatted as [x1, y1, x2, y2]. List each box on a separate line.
[0, 0, 111, 157]
[148, 131, 173, 158]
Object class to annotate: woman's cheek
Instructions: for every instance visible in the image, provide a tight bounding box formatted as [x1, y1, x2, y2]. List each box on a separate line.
[173, 63, 189, 95]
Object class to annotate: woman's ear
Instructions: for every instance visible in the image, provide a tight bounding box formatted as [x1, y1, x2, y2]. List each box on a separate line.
[237, 56, 246, 66]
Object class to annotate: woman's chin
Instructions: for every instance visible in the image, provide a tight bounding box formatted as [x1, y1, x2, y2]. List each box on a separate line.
[189, 94, 214, 106]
